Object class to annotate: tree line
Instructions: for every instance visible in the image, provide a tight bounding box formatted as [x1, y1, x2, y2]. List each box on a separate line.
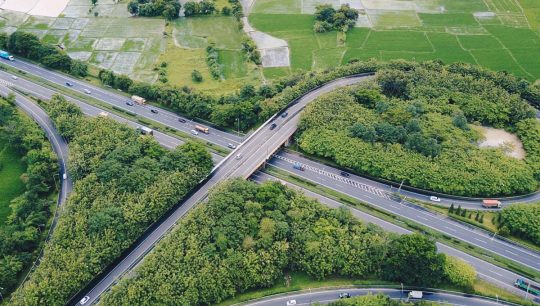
[0, 32, 88, 78]
[313, 4, 358, 33]
[9, 95, 213, 305]
[498, 203, 540, 246]
[99, 179, 476, 305]
[127, 0, 181, 20]
[297, 64, 539, 197]
[0, 94, 58, 297]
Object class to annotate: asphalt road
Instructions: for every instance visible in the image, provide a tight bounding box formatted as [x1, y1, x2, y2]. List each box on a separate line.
[251, 172, 540, 300]
[244, 288, 513, 306]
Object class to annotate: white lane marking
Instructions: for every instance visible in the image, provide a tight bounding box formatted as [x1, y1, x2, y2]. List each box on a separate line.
[444, 226, 457, 232]
[488, 270, 503, 277]
[473, 238, 487, 244]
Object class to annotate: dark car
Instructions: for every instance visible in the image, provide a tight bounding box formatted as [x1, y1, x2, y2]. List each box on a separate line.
[340, 171, 350, 177]
[126, 101, 134, 106]
[65, 82, 73, 87]
[270, 123, 277, 130]
[150, 109, 158, 114]
[281, 112, 288, 118]
[339, 293, 351, 299]
[178, 118, 186, 123]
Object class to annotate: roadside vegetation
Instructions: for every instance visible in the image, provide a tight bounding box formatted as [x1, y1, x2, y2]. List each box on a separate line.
[297, 63, 539, 197]
[499, 203, 540, 246]
[99, 179, 476, 305]
[9, 95, 213, 306]
[0, 94, 58, 297]
[329, 294, 438, 305]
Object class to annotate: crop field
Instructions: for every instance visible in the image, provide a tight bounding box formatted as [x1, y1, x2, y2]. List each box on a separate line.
[0, 138, 26, 226]
[250, 0, 540, 81]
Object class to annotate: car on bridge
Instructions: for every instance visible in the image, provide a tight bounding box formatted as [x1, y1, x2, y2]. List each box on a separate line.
[270, 123, 277, 130]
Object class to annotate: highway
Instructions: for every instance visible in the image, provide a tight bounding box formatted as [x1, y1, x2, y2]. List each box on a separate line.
[243, 288, 515, 306]
[0, 60, 539, 304]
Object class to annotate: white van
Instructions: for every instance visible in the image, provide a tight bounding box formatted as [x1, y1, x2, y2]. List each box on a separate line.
[408, 291, 423, 299]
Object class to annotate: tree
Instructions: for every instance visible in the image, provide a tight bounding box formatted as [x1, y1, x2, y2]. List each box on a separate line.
[114, 74, 133, 91]
[163, 2, 181, 20]
[350, 123, 376, 143]
[443, 256, 476, 288]
[183, 1, 198, 16]
[70, 60, 88, 77]
[199, 0, 216, 14]
[191, 70, 203, 82]
[449, 203, 454, 214]
[0, 32, 8, 49]
[221, 6, 231, 15]
[314, 4, 336, 22]
[91, 0, 98, 5]
[127, 0, 139, 15]
[452, 113, 469, 130]
[382, 234, 445, 286]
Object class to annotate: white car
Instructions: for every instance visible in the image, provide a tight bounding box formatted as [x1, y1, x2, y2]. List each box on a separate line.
[11, 75, 18, 80]
[79, 296, 90, 304]
[83, 89, 91, 94]
[62, 173, 67, 180]
[191, 129, 198, 135]
[429, 196, 441, 202]
[235, 153, 242, 160]
[286, 300, 297, 306]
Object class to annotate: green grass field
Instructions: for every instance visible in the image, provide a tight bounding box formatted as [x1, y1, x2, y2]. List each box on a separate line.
[0, 138, 26, 226]
[252, 0, 540, 81]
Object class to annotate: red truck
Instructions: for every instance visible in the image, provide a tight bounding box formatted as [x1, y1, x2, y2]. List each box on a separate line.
[482, 199, 501, 208]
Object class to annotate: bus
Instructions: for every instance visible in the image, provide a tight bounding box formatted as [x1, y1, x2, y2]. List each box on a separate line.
[195, 125, 209, 134]
[515, 279, 540, 296]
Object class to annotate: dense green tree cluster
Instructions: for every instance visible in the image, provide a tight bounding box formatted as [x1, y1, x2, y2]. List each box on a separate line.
[127, 0, 181, 20]
[183, 0, 216, 16]
[0, 94, 58, 296]
[313, 4, 358, 33]
[3, 31, 87, 77]
[99, 179, 472, 305]
[298, 65, 539, 197]
[499, 203, 540, 245]
[9, 95, 213, 305]
[242, 38, 262, 65]
[328, 294, 438, 306]
[206, 44, 222, 79]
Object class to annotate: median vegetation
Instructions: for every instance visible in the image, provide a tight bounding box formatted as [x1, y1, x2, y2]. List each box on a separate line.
[10, 95, 213, 305]
[498, 203, 540, 246]
[99, 179, 476, 305]
[0, 94, 58, 297]
[297, 64, 539, 197]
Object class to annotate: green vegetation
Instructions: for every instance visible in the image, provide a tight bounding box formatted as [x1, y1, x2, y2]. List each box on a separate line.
[297, 63, 539, 196]
[127, 0, 181, 20]
[499, 203, 540, 246]
[99, 179, 476, 305]
[329, 294, 438, 305]
[10, 95, 213, 306]
[0, 94, 58, 297]
[313, 4, 358, 33]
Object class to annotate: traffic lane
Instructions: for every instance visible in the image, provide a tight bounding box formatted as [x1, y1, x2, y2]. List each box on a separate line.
[250, 172, 537, 300]
[246, 288, 505, 306]
[268, 158, 540, 271]
[2, 59, 244, 145]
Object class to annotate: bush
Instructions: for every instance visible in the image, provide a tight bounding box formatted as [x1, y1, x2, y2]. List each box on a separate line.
[127, 0, 180, 20]
[499, 203, 540, 245]
[443, 256, 476, 288]
[191, 70, 203, 82]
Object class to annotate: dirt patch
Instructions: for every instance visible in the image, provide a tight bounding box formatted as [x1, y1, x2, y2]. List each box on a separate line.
[476, 126, 526, 159]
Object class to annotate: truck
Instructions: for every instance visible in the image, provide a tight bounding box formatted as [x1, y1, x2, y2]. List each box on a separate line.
[293, 162, 305, 171]
[131, 95, 146, 105]
[0, 50, 14, 61]
[515, 279, 540, 296]
[408, 291, 423, 299]
[482, 199, 501, 208]
[195, 125, 209, 134]
[136, 126, 153, 136]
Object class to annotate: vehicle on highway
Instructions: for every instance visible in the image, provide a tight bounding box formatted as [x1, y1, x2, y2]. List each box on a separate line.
[131, 95, 146, 105]
[430, 196, 441, 202]
[270, 123, 277, 130]
[79, 296, 90, 305]
[293, 162, 305, 171]
[281, 112, 288, 118]
[11, 75, 18, 80]
[408, 291, 423, 299]
[482, 199, 502, 208]
[191, 129, 198, 135]
[236, 153, 242, 160]
[99, 111, 109, 117]
[195, 125, 209, 134]
[150, 109, 158, 114]
[65, 82, 73, 87]
[83, 89, 91, 94]
[286, 300, 296, 306]
[339, 292, 351, 298]
[62, 173, 67, 180]
[136, 126, 153, 136]
[178, 118, 186, 123]
[0, 50, 14, 61]
[340, 171, 350, 177]
[515, 279, 540, 295]
[126, 101, 134, 106]
[227, 143, 236, 149]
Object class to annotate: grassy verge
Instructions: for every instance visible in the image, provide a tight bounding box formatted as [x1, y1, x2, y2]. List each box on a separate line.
[264, 166, 540, 283]
[0, 138, 26, 226]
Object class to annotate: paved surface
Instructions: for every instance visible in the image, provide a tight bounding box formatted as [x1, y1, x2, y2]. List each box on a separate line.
[244, 288, 513, 306]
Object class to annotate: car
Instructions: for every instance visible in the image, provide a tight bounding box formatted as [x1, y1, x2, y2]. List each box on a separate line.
[11, 75, 18, 80]
[191, 129, 198, 135]
[150, 109, 158, 114]
[430, 196, 441, 202]
[65, 82, 73, 87]
[227, 143, 236, 149]
[270, 123, 277, 130]
[286, 300, 296, 306]
[178, 118, 186, 123]
[339, 292, 351, 299]
[126, 101, 134, 106]
[235, 153, 242, 160]
[62, 173, 67, 180]
[281, 112, 288, 118]
[340, 171, 350, 177]
[83, 89, 91, 94]
[79, 296, 90, 305]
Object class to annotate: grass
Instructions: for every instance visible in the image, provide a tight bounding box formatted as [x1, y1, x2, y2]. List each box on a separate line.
[0, 138, 26, 226]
